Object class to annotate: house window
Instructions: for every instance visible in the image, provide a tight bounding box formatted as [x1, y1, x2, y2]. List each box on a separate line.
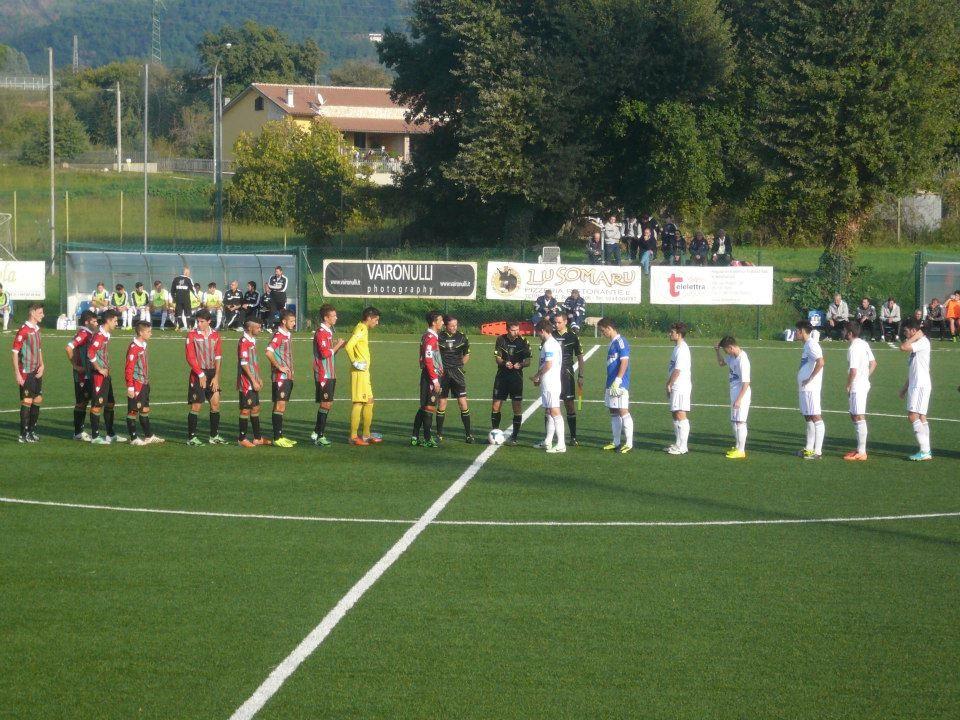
[354, 132, 367, 149]
[254, 97, 264, 111]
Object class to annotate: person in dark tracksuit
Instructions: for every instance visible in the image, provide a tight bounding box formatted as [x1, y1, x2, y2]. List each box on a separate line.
[170, 268, 193, 331]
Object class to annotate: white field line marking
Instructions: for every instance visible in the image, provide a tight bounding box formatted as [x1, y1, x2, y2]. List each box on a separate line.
[3, 395, 957, 423]
[3, 495, 958, 530]
[227, 343, 600, 720]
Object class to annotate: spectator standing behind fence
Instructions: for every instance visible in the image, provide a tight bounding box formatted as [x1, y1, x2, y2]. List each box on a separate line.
[243, 282, 261, 323]
[563, 290, 586, 333]
[266, 266, 289, 324]
[826, 293, 850, 340]
[689, 231, 709, 266]
[925, 298, 946, 339]
[586, 231, 603, 264]
[661, 221, 684, 265]
[855, 298, 878, 340]
[639, 226, 657, 275]
[150, 281, 173, 329]
[204, 282, 224, 329]
[623, 216, 642, 262]
[532, 290, 558, 325]
[880, 297, 902, 342]
[711, 229, 733, 265]
[223, 281, 244, 330]
[131, 283, 150, 325]
[602, 215, 623, 265]
[170, 268, 193, 330]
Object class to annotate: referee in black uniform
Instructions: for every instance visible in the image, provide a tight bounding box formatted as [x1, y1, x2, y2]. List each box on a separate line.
[170, 267, 193, 330]
[490, 321, 531, 445]
[266, 266, 288, 327]
[436, 315, 473, 443]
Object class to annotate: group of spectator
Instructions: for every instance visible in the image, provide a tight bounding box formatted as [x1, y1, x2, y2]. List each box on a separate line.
[586, 214, 735, 272]
[530, 289, 587, 332]
[87, 266, 291, 331]
[820, 290, 960, 342]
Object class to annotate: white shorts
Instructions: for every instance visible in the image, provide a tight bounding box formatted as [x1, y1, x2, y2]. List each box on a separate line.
[848, 387, 870, 416]
[540, 387, 561, 409]
[906, 386, 931, 415]
[670, 388, 691, 413]
[731, 388, 751, 422]
[604, 388, 630, 410]
[799, 388, 822, 416]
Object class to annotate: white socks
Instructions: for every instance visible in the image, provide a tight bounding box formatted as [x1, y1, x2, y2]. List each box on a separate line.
[675, 419, 690, 451]
[805, 421, 815, 451]
[621, 414, 633, 448]
[553, 415, 565, 449]
[813, 420, 825, 455]
[912, 419, 931, 453]
[854, 420, 868, 454]
[732, 421, 747, 451]
[544, 414, 556, 447]
[2, 309, 9, 331]
[611, 415, 623, 445]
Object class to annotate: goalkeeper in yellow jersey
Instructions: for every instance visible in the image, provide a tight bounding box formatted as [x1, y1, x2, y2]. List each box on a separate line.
[344, 306, 382, 445]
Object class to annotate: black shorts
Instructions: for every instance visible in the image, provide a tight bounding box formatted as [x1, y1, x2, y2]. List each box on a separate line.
[239, 389, 260, 409]
[492, 371, 523, 402]
[560, 367, 577, 401]
[187, 370, 219, 404]
[440, 367, 467, 399]
[127, 384, 151, 413]
[19, 373, 42, 400]
[91, 374, 114, 407]
[315, 378, 336, 403]
[420, 372, 440, 408]
[272, 379, 294, 403]
[74, 376, 92, 404]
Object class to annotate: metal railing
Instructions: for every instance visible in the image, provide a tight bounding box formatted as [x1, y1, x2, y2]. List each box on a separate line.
[0, 76, 52, 90]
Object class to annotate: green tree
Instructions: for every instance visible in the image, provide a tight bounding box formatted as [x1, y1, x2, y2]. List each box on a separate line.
[198, 21, 326, 97]
[0, 43, 30, 73]
[228, 118, 357, 239]
[18, 100, 90, 165]
[328, 60, 393, 87]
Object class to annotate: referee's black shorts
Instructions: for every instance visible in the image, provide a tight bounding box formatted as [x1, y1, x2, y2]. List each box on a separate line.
[560, 367, 577, 401]
[440, 368, 467, 399]
[492, 371, 523, 402]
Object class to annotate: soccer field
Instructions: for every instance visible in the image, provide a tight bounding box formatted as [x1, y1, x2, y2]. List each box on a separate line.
[1, 330, 959, 719]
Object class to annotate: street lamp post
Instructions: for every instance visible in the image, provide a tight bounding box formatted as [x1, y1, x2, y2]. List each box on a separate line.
[213, 43, 231, 252]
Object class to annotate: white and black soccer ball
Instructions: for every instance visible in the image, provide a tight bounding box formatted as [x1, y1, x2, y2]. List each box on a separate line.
[488, 428, 506, 445]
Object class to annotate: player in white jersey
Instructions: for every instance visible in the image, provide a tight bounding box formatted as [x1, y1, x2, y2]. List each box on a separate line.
[531, 319, 565, 453]
[715, 336, 751, 459]
[795, 319, 825, 459]
[898, 317, 933, 461]
[844, 321, 877, 460]
[665, 322, 692, 455]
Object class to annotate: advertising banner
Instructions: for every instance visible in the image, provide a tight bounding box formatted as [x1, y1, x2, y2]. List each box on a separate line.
[486, 262, 642, 304]
[0, 261, 46, 300]
[323, 260, 477, 299]
[649, 265, 774, 305]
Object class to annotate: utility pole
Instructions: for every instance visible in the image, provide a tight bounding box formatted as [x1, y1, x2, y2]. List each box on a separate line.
[216, 72, 224, 250]
[48, 48, 56, 274]
[72, 35, 79, 73]
[115, 81, 122, 171]
[143, 63, 149, 252]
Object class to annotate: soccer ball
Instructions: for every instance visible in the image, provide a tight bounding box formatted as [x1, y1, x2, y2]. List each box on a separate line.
[488, 429, 506, 445]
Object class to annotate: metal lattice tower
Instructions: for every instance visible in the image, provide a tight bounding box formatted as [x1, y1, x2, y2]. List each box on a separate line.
[72, 35, 79, 72]
[150, 0, 166, 65]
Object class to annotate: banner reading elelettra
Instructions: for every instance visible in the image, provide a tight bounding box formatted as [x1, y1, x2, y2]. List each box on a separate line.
[323, 259, 477, 299]
[650, 265, 774, 305]
[486, 261, 642, 304]
[0, 261, 46, 300]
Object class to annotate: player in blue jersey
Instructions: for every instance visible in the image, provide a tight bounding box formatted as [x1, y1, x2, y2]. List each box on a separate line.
[598, 317, 633, 453]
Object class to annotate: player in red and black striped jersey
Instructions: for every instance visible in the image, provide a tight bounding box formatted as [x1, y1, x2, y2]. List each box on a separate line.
[65, 309, 99, 440]
[411, 310, 445, 447]
[265, 309, 297, 447]
[237, 318, 267, 447]
[185, 308, 224, 446]
[88, 309, 125, 444]
[11, 302, 45, 443]
[125, 321, 164, 445]
[311, 304, 345, 446]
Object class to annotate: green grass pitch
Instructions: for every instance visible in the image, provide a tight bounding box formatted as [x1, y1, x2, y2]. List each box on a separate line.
[1, 327, 958, 719]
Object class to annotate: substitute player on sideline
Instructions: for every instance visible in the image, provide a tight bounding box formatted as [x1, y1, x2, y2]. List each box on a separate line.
[599, 318, 633, 453]
[844, 321, 877, 460]
[899, 317, 934, 461]
[795, 319, 826, 459]
[66, 309, 99, 441]
[311, 304, 345, 447]
[491, 321, 531, 445]
[436, 315, 474, 443]
[412, 310, 444, 447]
[237, 319, 267, 447]
[185, 308, 225, 446]
[531, 319, 566, 453]
[12, 302, 45, 443]
[665, 322, 692, 455]
[344, 306, 382, 445]
[125, 321, 163, 445]
[88, 309, 124, 444]
[265, 309, 297, 448]
[552, 312, 584, 446]
[715, 336, 751, 459]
